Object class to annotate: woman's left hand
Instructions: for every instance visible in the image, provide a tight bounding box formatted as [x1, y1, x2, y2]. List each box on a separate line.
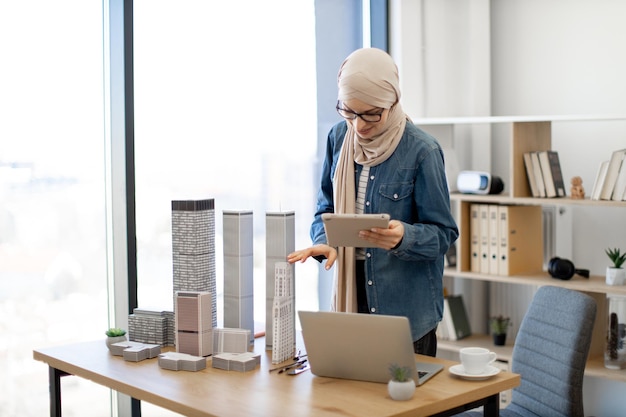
[358, 219, 404, 250]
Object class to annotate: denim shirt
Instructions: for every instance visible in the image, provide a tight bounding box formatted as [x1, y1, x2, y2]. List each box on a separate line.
[311, 120, 459, 342]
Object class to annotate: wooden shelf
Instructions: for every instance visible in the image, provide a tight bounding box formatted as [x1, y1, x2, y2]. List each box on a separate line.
[438, 334, 513, 362]
[450, 193, 626, 208]
[438, 335, 626, 382]
[414, 114, 626, 125]
[444, 267, 626, 297]
[586, 356, 626, 382]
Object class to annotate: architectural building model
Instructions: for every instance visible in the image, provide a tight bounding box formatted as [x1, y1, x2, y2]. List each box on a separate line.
[109, 340, 161, 362]
[171, 199, 217, 329]
[175, 291, 213, 357]
[222, 210, 254, 344]
[271, 261, 296, 364]
[121, 200, 299, 364]
[128, 308, 175, 346]
[212, 352, 261, 372]
[158, 352, 207, 372]
[265, 211, 295, 350]
[213, 327, 252, 354]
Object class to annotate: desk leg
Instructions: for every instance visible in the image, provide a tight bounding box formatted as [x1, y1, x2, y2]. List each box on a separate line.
[483, 393, 500, 417]
[49, 367, 70, 417]
[132, 397, 142, 417]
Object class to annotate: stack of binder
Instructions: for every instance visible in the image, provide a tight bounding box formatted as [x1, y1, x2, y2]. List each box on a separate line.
[469, 204, 543, 275]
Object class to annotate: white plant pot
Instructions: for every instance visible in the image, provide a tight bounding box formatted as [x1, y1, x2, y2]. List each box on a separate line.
[387, 379, 415, 401]
[606, 267, 626, 286]
[106, 335, 127, 351]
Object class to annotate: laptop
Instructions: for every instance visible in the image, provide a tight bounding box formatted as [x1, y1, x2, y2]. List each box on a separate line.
[298, 310, 443, 386]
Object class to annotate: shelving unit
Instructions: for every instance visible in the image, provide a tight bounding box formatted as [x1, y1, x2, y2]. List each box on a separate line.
[417, 115, 626, 383]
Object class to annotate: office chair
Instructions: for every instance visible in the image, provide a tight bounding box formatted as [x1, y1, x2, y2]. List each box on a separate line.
[457, 285, 597, 417]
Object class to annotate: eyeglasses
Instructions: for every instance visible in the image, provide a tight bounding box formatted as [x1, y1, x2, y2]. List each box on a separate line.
[336, 102, 384, 123]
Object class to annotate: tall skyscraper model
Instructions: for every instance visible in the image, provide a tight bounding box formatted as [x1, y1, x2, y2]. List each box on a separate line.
[265, 211, 295, 349]
[272, 262, 295, 364]
[171, 199, 217, 329]
[222, 210, 254, 344]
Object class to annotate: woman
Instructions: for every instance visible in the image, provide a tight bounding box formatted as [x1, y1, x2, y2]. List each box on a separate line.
[288, 48, 458, 356]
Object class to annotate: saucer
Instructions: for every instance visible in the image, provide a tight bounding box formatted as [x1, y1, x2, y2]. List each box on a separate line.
[449, 364, 500, 380]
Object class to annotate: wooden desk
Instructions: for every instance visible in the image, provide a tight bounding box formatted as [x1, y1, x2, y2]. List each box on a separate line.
[33, 339, 519, 417]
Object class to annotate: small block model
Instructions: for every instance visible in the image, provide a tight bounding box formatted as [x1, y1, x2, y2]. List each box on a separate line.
[212, 352, 261, 372]
[111, 342, 161, 362]
[109, 341, 147, 356]
[158, 352, 207, 372]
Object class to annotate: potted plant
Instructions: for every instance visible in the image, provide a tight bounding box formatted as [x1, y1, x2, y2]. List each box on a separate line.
[605, 247, 626, 286]
[387, 363, 415, 401]
[105, 327, 127, 350]
[490, 315, 511, 346]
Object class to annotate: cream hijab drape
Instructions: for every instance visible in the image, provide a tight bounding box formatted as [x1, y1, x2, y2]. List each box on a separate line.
[331, 48, 408, 312]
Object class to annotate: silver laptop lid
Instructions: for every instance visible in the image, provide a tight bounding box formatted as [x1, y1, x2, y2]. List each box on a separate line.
[298, 311, 442, 385]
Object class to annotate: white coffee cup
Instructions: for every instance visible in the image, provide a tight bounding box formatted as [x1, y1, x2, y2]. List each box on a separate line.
[459, 347, 497, 375]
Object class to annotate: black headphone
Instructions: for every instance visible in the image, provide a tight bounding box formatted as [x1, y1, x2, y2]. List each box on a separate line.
[548, 257, 590, 280]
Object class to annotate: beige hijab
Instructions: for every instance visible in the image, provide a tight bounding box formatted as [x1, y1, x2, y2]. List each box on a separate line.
[331, 48, 407, 312]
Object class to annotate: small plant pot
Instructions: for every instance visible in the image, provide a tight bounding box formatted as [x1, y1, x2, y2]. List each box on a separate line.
[106, 335, 127, 351]
[606, 267, 626, 286]
[493, 333, 507, 346]
[388, 379, 415, 401]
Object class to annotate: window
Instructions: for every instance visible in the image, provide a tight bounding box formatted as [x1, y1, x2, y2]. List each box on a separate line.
[0, 0, 109, 415]
[133, 0, 319, 329]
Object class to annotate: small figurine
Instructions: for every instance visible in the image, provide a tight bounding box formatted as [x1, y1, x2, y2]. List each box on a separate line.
[570, 176, 585, 199]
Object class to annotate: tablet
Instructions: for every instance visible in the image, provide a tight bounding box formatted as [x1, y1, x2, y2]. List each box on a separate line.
[321, 213, 390, 247]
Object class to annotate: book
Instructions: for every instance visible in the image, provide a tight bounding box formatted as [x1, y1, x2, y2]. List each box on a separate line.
[612, 158, 626, 201]
[497, 205, 508, 276]
[478, 204, 490, 273]
[590, 160, 609, 200]
[440, 299, 453, 340]
[530, 152, 547, 197]
[469, 204, 480, 273]
[537, 150, 566, 198]
[523, 152, 540, 197]
[444, 295, 472, 340]
[600, 149, 626, 200]
[488, 204, 499, 274]
[445, 243, 457, 267]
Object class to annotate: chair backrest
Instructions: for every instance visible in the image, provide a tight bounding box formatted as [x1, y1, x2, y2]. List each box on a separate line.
[507, 285, 597, 417]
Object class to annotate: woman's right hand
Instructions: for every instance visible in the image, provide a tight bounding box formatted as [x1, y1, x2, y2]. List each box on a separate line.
[287, 244, 337, 270]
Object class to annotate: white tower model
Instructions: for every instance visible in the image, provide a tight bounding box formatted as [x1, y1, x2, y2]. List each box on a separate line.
[171, 199, 217, 328]
[175, 291, 213, 357]
[265, 211, 295, 349]
[272, 261, 296, 364]
[222, 210, 254, 344]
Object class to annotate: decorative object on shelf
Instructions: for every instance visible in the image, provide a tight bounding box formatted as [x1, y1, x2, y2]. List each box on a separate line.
[605, 247, 626, 286]
[489, 315, 511, 346]
[605, 295, 626, 370]
[570, 176, 585, 199]
[456, 171, 504, 195]
[105, 327, 127, 350]
[387, 363, 415, 401]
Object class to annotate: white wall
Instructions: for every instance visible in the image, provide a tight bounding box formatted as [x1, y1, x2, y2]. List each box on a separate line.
[390, 1, 626, 415]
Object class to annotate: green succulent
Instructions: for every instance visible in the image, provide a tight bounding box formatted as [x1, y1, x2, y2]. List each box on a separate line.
[605, 248, 626, 269]
[105, 327, 127, 337]
[388, 363, 413, 382]
[490, 315, 511, 335]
